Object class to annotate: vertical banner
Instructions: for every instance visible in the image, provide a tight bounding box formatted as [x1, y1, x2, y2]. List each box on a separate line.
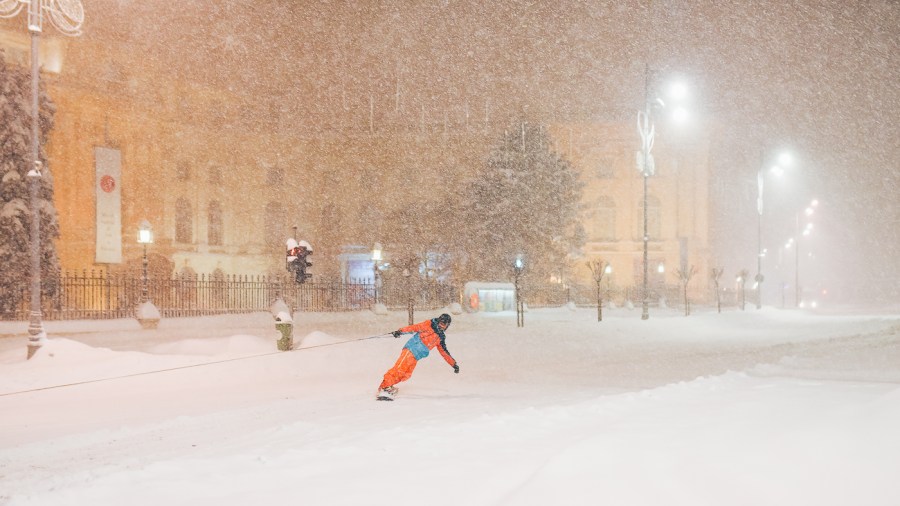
[95, 147, 122, 264]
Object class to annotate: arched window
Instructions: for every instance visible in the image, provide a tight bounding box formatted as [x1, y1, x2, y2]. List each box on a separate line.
[591, 196, 617, 241]
[208, 200, 223, 246]
[635, 195, 662, 240]
[175, 197, 193, 243]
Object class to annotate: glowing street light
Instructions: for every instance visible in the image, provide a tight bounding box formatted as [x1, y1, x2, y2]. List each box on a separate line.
[137, 220, 153, 304]
[514, 254, 525, 327]
[794, 199, 818, 307]
[2, 0, 85, 359]
[756, 149, 794, 310]
[636, 66, 689, 320]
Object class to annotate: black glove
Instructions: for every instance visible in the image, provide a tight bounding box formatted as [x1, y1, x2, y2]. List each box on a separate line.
[453, 363, 460, 374]
[392, 330, 402, 338]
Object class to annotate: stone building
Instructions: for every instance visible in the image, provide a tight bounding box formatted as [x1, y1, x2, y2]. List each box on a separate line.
[1, 5, 712, 302]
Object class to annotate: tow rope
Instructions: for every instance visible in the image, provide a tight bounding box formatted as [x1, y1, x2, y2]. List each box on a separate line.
[0, 333, 393, 397]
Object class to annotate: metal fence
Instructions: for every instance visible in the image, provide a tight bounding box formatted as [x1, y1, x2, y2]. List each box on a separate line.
[0, 271, 461, 321]
[0, 270, 744, 322]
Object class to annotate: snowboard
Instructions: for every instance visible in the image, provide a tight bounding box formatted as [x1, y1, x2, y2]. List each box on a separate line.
[375, 387, 397, 401]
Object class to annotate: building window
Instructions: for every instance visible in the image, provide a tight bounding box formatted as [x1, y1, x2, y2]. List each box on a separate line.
[266, 167, 284, 186]
[208, 201, 223, 246]
[591, 196, 616, 241]
[177, 161, 191, 182]
[209, 166, 223, 185]
[635, 195, 662, 240]
[264, 201, 287, 249]
[175, 197, 193, 243]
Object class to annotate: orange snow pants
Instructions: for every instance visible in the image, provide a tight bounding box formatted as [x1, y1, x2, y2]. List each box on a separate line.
[380, 348, 419, 388]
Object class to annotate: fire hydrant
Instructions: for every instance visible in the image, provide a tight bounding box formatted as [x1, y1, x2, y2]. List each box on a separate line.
[274, 311, 293, 351]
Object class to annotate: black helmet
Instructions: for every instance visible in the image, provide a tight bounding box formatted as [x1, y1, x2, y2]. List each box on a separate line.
[437, 313, 452, 327]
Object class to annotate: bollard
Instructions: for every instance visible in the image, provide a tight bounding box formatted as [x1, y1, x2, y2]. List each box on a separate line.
[274, 311, 293, 351]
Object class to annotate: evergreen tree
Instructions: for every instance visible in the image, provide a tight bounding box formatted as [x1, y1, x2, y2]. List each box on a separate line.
[0, 51, 60, 313]
[461, 121, 584, 283]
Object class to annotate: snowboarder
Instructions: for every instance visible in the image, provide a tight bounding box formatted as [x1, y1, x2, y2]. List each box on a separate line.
[377, 313, 459, 400]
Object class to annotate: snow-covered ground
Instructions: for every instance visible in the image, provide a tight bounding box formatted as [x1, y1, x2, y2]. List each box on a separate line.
[1, 306, 899, 506]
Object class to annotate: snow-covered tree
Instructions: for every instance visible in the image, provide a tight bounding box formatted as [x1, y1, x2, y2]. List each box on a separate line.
[460, 121, 584, 283]
[0, 51, 60, 313]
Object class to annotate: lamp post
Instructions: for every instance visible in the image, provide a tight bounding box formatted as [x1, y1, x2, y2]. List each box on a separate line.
[136, 219, 160, 328]
[513, 255, 524, 327]
[138, 220, 153, 303]
[635, 65, 688, 320]
[755, 151, 792, 309]
[794, 200, 817, 307]
[2, 0, 84, 359]
[371, 242, 382, 304]
[636, 66, 654, 320]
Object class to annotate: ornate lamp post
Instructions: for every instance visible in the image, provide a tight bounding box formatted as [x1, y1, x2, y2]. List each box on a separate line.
[138, 220, 153, 303]
[2, 0, 84, 359]
[136, 220, 160, 329]
[636, 66, 688, 320]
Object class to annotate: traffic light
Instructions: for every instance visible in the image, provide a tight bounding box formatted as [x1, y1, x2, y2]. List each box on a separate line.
[286, 239, 313, 284]
[295, 247, 312, 283]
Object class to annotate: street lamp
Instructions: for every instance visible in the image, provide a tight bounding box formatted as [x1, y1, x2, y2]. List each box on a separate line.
[371, 242, 382, 304]
[2, 0, 85, 359]
[138, 220, 153, 303]
[514, 255, 524, 327]
[756, 150, 793, 309]
[636, 65, 688, 320]
[136, 219, 160, 329]
[795, 199, 818, 307]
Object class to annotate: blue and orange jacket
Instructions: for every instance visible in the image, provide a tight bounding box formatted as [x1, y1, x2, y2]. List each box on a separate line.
[398, 318, 456, 366]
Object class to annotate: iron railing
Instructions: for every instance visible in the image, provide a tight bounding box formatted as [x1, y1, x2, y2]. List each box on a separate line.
[0, 271, 461, 321]
[0, 270, 737, 321]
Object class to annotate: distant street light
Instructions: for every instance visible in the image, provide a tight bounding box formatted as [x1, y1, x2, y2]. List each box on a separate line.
[794, 199, 818, 307]
[636, 65, 688, 320]
[138, 220, 153, 304]
[136, 219, 160, 329]
[2, 0, 85, 359]
[514, 255, 525, 327]
[756, 149, 793, 310]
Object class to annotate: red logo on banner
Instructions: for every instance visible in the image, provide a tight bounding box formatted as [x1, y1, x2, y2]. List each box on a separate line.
[99, 175, 116, 193]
